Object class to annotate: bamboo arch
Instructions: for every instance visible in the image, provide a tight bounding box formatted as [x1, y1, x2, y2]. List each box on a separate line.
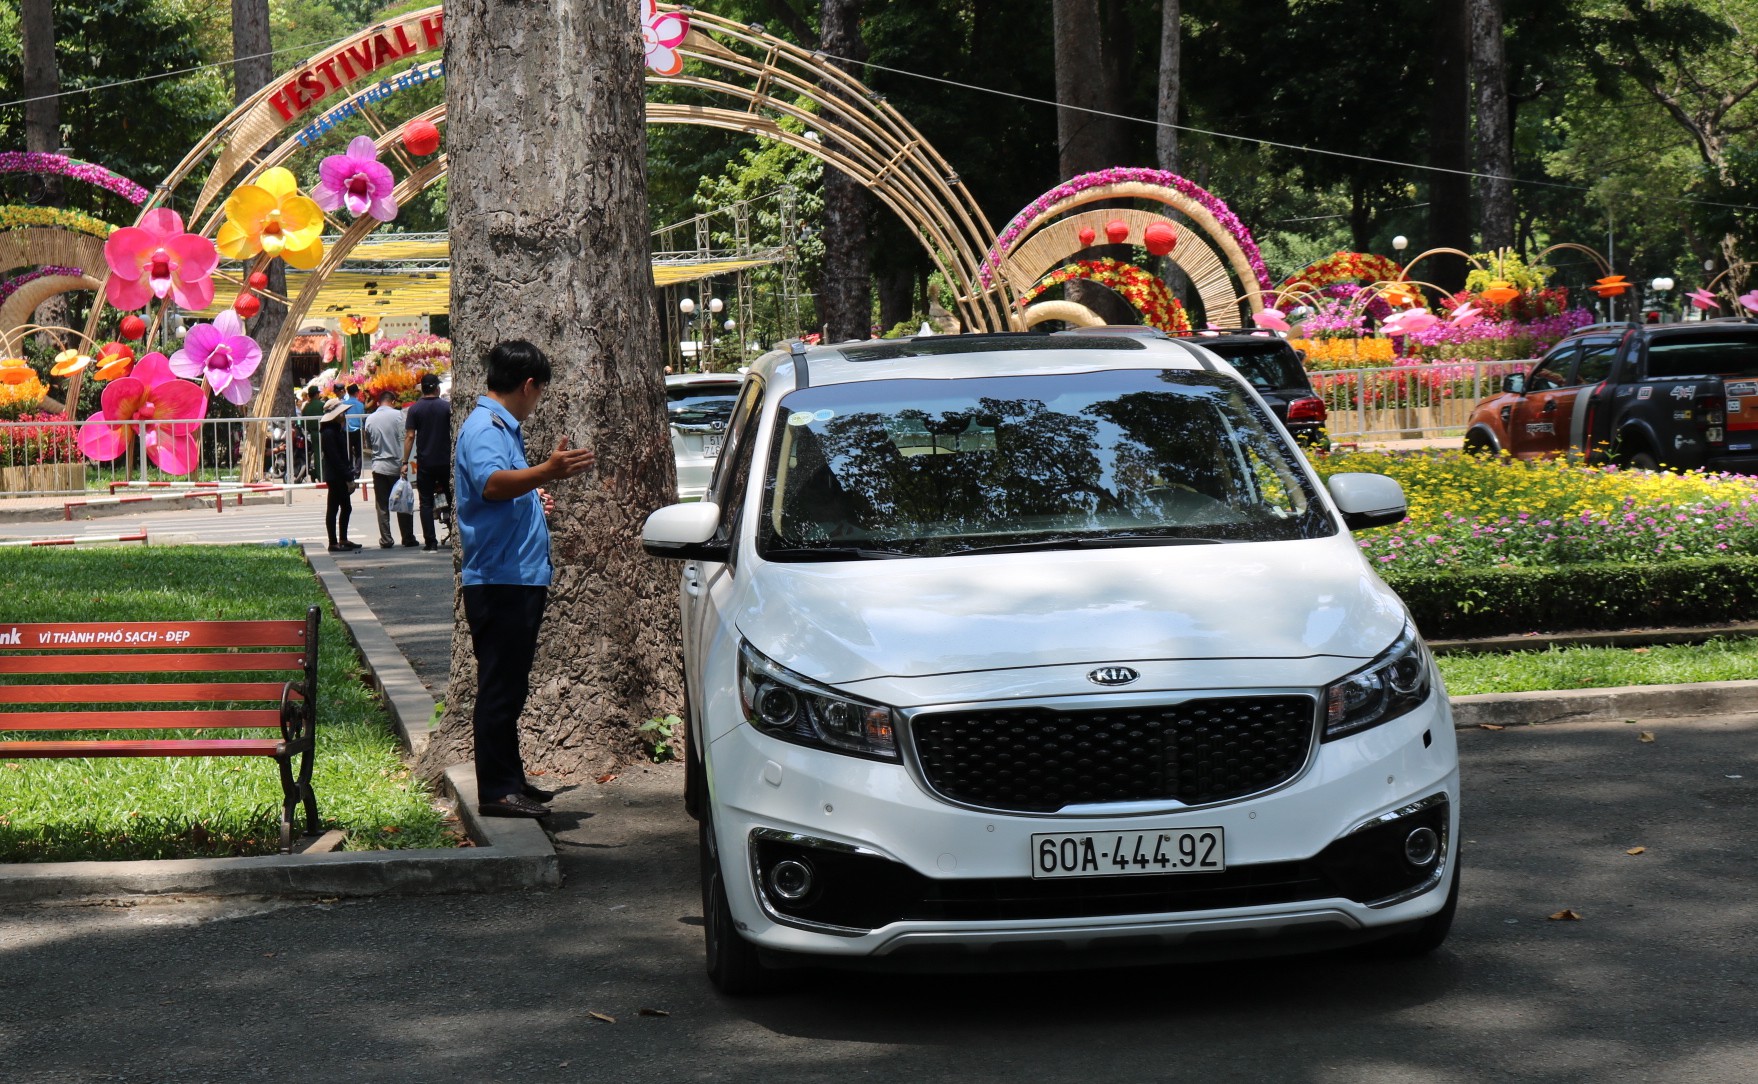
[78, 3, 1016, 409]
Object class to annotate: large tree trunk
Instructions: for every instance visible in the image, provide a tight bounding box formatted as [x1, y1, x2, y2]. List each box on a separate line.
[1469, 0, 1514, 251]
[233, 0, 292, 415]
[1055, 0, 1132, 325]
[1156, 0, 1180, 174]
[1426, 0, 1473, 292]
[417, 0, 679, 780]
[817, 0, 872, 341]
[21, 0, 65, 340]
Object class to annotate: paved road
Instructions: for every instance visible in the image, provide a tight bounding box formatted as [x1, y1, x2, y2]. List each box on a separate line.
[0, 488, 367, 546]
[2, 714, 1754, 1083]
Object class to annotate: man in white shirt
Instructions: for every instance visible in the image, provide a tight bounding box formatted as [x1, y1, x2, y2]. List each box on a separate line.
[364, 389, 418, 549]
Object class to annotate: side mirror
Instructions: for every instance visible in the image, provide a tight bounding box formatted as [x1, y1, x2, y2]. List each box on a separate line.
[642, 502, 728, 561]
[1327, 473, 1407, 531]
[1501, 374, 1526, 394]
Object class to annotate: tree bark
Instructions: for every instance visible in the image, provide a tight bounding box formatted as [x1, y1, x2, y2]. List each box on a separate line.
[1469, 0, 1514, 251]
[232, 0, 291, 414]
[21, 0, 65, 338]
[1053, 0, 1129, 177]
[1426, 0, 1473, 292]
[418, 0, 680, 780]
[1156, 0, 1180, 175]
[817, 0, 873, 341]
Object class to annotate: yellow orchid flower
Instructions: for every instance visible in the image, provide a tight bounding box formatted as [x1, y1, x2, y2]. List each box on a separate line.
[50, 349, 94, 377]
[217, 167, 325, 270]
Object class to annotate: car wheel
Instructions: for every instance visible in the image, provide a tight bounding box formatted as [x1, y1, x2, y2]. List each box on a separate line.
[700, 805, 776, 995]
[1628, 451, 1661, 472]
[1362, 859, 1459, 959]
[1462, 432, 1496, 457]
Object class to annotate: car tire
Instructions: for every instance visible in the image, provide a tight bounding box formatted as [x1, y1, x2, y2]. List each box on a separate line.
[700, 805, 777, 995]
[1362, 858, 1459, 959]
[1628, 450, 1661, 472]
[1462, 431, 1496, 457]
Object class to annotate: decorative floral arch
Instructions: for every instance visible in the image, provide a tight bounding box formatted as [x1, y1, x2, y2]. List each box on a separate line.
[0, 153, 150, 205]
[1276, 251, 1404, 295]
[1019, 258, 1190, 333]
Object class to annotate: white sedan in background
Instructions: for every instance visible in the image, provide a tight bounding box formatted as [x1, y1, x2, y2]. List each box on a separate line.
[667, 372, 743, 501]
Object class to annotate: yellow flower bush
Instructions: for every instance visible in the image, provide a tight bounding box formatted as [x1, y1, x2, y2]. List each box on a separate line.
[1290, 337, 1396, 369]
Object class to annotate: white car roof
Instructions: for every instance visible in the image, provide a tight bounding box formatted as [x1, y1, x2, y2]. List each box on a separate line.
[747, 331, 1232, 396]
[665, 372, 743, 388]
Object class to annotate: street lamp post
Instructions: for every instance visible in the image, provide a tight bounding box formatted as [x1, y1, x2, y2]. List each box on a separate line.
[678, 296, 725, 371]
[1650, 276, 1675, 323]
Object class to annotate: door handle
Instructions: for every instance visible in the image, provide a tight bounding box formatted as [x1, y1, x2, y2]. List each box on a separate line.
[683, 562, 701, 598]
[1542, 400, 1558, 413]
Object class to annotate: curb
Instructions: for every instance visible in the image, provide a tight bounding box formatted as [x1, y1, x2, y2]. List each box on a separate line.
[1451, 678, 1758, 728]
[0, 546, 562, 904]
[1431, 621, 1758, 655]
[303, 542, 437, 755]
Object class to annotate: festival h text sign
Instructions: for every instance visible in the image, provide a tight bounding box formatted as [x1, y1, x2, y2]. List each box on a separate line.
[267, 11, 445, 123]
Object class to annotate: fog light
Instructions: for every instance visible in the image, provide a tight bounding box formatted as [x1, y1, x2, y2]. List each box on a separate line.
[768, 858, 814, 901]
[1404, 826, 1440, 867]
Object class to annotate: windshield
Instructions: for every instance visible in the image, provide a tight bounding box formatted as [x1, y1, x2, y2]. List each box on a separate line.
[1199, 343, 1306, 391]
[667, 383, 741, 427]
[1646, 335, 1758, 380]
[757, 369, 1332, 559]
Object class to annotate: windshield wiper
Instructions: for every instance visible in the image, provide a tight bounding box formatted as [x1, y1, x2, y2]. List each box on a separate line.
[761, 546, 914, 561]
[944, 534, 1224, 556]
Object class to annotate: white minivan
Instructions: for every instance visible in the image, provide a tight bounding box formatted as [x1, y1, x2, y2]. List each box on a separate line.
[643, 332, 1459, 993]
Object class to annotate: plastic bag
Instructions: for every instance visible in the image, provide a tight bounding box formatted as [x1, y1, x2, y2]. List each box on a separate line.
[389, 475, 415, 515]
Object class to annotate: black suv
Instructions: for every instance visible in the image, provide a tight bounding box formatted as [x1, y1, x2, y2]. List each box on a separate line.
[1463, 319, 1758, 472]
[1186, 334, 1330, 447]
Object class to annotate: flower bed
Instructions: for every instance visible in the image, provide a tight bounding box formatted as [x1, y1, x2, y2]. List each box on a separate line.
[1312, 450, 1758, 570]
[0, 204, 117, 239]
[322, 334, 451, 405]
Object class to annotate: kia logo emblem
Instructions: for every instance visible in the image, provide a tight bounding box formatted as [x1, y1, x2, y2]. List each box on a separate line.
[1088, 666, 1139, 686]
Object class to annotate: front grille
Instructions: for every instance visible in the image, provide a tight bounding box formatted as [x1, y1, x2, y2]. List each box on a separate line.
[910, 696, 1316, 813]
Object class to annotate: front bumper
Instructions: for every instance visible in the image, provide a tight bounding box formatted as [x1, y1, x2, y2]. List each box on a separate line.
[706, 689, 1459, 960]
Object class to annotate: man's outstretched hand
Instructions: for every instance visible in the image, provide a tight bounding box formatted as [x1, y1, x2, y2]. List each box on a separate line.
[542, 438, 597, 482]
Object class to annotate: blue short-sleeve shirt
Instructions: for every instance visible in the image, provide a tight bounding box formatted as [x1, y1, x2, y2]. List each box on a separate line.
[455, 396, 551, 587]
[342, 395, 366, 432]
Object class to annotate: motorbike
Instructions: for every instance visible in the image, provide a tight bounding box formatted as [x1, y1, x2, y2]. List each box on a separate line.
[267, 422, 310, 482]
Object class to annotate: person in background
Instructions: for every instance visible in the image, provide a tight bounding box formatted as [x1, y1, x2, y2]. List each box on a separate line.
[341, 382, 367, 474]
[453, 341, 595, 817]
[300, 384, 329, 482]
[366, 388, 418, 549]
[319, 397, 361, 552]
[402, 372, 453, 551]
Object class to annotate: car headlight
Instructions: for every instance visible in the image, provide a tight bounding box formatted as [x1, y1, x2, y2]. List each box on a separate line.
[738, 641, 899, 760]
[1323, 625, 1433, 741]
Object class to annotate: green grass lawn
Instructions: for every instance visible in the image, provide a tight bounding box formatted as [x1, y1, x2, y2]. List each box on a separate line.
[1437, 636, 1758, 696]
[0, 546, 455, 862]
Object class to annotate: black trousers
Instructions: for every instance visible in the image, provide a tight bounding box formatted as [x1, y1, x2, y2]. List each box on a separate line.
[415, 462, 452, 547]
[463, 584, 548, 801]
[371, 471, 416, 546]
[324, 479, 353, 544]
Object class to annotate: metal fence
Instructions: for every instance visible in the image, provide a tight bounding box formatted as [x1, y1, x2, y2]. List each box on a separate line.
[1310, 358, 1533, 441]
[0, 415, 323, 497]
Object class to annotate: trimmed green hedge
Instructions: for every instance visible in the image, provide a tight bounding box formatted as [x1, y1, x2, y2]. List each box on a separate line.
[1388, 555, 1758, 640]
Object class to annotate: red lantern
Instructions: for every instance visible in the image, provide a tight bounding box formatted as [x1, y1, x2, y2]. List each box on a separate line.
[248, 271, 270, 290]
[403, 119, 441, 157]
[1077, 226, 1097, 247]
[1105, 219, 1130, 245]
[1143, 222, 1177, 257]
[233, 293, 262, 320]
[119, 314, 147, 341]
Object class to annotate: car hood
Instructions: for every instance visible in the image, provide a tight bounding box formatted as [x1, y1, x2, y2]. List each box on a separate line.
[735, 534, 1409, 684]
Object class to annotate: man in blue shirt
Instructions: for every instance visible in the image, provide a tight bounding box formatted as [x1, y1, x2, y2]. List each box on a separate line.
[454, 340, 596, 818]
[340, 383, 367, 474]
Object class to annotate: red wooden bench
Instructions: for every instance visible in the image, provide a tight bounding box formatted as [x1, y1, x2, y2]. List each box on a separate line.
[0, 607, 322, 852]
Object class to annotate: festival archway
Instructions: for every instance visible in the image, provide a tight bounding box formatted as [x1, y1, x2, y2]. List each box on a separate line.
[77, 2, 1017, 426]
[982, 168, 1273, 330]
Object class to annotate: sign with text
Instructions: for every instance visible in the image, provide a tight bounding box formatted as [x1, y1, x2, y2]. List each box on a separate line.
[267, 11, 445, 123]
[0, 622, 306, 651]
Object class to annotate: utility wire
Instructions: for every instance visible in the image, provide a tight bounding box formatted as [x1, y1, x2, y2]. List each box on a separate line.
[0, 35, 357, 110]
[828, 52, 1758, 214]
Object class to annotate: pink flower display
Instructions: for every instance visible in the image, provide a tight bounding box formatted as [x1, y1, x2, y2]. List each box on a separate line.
[1741, 290, 1758, 314]
[1688, 288, 1720, 311]
[643, 0, 689, 76]
[1449, 303, 1482, 328]
[1383, 309, 1439, 338]
[102, 208, 218, 312]
[0, 152, 149, 205]
[1252, 308, 1290, 332]
[314, 137, 399, 222]
[77, 352, 208, 475]
[170, 310, 262, 406]
[983, 168, 1273, 295]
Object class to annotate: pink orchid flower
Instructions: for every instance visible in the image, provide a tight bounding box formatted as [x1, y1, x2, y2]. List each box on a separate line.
[1688, 288, 1720, 311]
[1740, 290, 1758, 313]
[170, 310, 262, 406]
[643, 0, 689, 76]
[1384, 309, 1439, 337]
[314, 136, 398, 222]
[1449, 303, 1482, 328]
[77, 352, 208, 474]
[102, 208, 218, 312]
[1252, 308, 1290, 332]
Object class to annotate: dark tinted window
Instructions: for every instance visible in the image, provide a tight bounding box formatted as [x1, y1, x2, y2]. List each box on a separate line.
[1645, 335, 1758, 379]
[1576, 338, 1618, 385]
[758, 369, 1331, 559]
[1529, 343, 1578, 391]
[667, 382, 742, 426]
[1199, 342, 1307, 391]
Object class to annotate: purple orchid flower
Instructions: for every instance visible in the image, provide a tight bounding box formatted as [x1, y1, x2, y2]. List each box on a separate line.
[169, 310, 263, 406]
[314, 136, 398, 222]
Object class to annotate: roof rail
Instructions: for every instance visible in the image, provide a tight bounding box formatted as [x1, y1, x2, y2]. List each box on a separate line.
[1568, 321, 1640, 335]
[788, 339, 811, 390]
